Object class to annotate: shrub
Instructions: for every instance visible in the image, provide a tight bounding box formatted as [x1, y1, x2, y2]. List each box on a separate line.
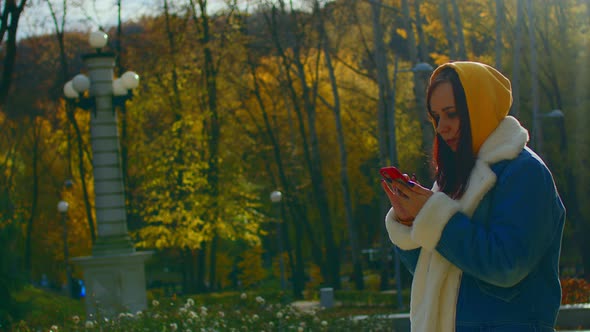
[11, 291, 397, 331]
[237, 245, 266, 288]
[561, 277, 590, 304]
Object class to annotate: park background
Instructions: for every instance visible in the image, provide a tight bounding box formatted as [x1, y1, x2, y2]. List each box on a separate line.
[1, 0, 589, 329]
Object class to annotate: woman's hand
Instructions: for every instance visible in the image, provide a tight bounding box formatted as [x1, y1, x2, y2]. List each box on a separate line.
[381, 178, 434, 225]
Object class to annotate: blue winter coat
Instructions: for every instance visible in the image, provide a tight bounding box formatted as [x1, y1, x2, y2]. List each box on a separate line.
[397, 146, 565, 331]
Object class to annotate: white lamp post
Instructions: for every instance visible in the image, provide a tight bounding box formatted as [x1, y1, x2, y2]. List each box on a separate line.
[57, 200, 72, 298]
[270, 190, 286, 290]
[63, 31, 151, 317]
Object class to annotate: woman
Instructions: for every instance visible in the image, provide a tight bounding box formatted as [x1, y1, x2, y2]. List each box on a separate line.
[382, 61, 565, 331]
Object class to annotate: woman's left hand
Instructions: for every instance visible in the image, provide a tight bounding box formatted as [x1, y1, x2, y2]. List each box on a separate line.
[388, 179, 434, 219]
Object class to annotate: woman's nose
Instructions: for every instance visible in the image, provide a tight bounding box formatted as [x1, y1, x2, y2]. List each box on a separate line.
[437, 118, 448, 134]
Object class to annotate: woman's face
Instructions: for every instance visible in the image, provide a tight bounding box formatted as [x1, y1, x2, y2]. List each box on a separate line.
[430, 82, 461, 152]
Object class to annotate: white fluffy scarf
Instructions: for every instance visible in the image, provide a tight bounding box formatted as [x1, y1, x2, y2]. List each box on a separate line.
[385, 116, 529, 331]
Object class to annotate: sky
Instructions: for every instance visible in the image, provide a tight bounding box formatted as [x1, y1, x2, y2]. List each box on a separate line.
[18, 0, 234, 40]
[20, 0, 150, 39]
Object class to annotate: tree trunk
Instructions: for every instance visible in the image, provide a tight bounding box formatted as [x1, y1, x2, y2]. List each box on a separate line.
[196, 244, 207, 292]
[577, 0, 590, 280]
[190, 0, 223, 292]
[510, 0, 524, 116]
[164, 0, 197, 291]
[24, 119, 40, 282]
[495, 0, 504, 69]
[316, 0, 364, 290]
[439, 0, 457, 60]
[527, 0, 541, 152]
[269, 2, 340, 289]
[47, 0, 96, 242]
[0, 0, 27, 106]
[114, 0, 138, 231]
[402, 0, 433, 181]
[208, 234, 218, 291]
[414, 0, 428, 62]
[247, 54, 306, 298]
[294, 50, 340, 289]
[450, 0, 467, 59]
[371, 0, 392, 291]
[69, 112, 96, 242]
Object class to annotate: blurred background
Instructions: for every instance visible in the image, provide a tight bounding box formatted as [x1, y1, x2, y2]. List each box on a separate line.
[1, 0, 588, 324]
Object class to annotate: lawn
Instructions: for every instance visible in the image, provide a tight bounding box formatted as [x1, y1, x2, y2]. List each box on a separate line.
[6, 286, 410, 331]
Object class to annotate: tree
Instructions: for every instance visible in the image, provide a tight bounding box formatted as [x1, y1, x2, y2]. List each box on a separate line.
[495, 0, 504, 69]
[0, 0, 27, 107]
[265, 0, 341, 289]
[439, 0, 457, 60]
[314, 0, 364, 290]
[370, 0, 393, 291]
[5, 0, 590, 297]
[241, 54, 308, 298]
[449, 0, 467, 59]
[510, 0, 524, 116]
[401, 0, 432, 179]
[238, 245, 266, 288]
[46, 0, 96, 245]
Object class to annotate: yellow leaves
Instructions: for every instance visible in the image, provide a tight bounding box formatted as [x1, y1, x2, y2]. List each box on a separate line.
[304, 262, 323, 293]
[215, 252, 233, 289]
[430, 52, 452, 66]
[396, 28, 407, 39]
[272, 252, 291, 280]
[238, 245, 266, 289]
[136, 223, 209, 250]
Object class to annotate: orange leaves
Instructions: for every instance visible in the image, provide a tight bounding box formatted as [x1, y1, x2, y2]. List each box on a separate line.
[561, 277, 590, 304]
[238, 245, 266, 289]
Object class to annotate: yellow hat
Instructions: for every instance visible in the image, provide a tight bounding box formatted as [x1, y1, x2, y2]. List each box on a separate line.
[429, 61, 512, 154]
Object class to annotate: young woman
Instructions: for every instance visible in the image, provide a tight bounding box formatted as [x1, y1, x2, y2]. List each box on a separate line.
[381, 61, 565, 331]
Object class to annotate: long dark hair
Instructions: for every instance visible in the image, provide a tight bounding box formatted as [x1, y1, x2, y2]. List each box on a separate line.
[427, 67, 476, 199]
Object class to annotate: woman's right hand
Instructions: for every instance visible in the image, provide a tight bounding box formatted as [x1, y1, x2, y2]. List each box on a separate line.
[381, 179, 414, 226]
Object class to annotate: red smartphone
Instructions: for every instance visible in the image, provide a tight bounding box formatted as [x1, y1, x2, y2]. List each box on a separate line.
[379, 166, 407, 183]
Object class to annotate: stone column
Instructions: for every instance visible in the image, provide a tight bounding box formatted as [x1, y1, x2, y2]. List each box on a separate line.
[72, 53, 152, 317]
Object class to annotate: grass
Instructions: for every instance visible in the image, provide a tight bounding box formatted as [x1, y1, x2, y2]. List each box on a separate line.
[11, 286, 84, 329]
[7, 286, 410, 331]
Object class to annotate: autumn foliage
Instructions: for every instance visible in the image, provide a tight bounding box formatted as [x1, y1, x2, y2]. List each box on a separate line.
[561, 277, 590, 305]
[0, 0, 589, 305]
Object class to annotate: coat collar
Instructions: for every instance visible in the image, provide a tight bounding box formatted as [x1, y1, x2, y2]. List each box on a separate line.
[458, 116, 529, 216]
[478, 116, 529, 164]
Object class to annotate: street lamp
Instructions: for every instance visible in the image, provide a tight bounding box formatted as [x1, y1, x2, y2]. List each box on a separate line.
[57, 200, 72, 298]
[270, 190, 286, 290]
[63, 31, 151, 317]
[536, 109, 566, 155]
[542, 109, 564, 119]
[390, 59, 434, 166]
[389, 59, 433, 310]
[64, 32, 139, 116]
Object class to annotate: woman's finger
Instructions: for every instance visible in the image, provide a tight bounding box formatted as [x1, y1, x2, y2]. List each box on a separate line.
[391, 179, 413, 197]
[381, 179, 400, 201]
[381, 180, 405, 203]
[394, 178, 432, 197]
[381, 179, 394, 197]
[405, 181, 433, 197]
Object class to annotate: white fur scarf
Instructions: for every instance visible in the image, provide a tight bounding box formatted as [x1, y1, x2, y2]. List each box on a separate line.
[385, 116, 529, 331]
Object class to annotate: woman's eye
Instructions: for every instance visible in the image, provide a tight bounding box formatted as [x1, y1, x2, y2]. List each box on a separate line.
[447, 112, 458, 118]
